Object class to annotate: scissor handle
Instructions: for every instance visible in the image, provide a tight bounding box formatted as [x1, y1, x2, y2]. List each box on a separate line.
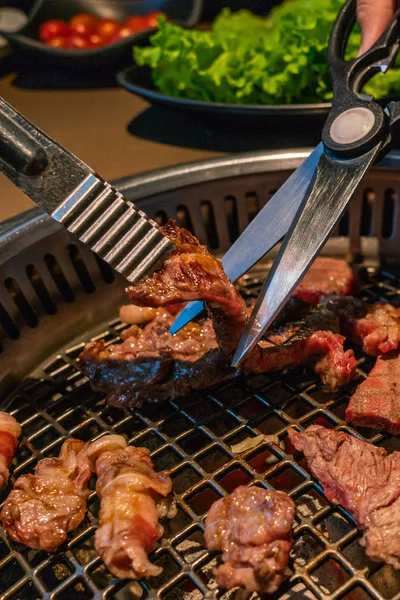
[322, 0, 400, 158]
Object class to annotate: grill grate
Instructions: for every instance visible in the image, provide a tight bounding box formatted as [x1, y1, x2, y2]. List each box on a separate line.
[2, 266, 400, 600]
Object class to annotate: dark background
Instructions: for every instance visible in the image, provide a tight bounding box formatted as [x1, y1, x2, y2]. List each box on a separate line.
[3, 0, 279, 20]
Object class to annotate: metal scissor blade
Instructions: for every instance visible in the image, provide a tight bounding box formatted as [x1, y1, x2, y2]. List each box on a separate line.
[170, 144, 324, 335]
[232, 143, 381, 367]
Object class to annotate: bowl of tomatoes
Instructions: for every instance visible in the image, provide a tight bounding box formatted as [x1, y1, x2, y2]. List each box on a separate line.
[1, 0, 203, 69]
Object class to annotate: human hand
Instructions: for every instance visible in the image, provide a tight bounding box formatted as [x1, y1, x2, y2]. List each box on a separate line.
[357, 0, 397, 54]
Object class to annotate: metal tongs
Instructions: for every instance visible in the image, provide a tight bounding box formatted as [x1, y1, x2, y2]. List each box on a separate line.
[172, 0, 400, 367]
[0, 98, 174, 285]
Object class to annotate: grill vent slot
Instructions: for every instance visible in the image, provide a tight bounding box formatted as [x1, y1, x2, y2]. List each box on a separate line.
[44, 253, 75, 302]
[360, 188, 375, 236]
[94, 256, 115, 285]
[26, 264, 57, 315]
[176, 204, 194, 233]
[201, 201, 219, 249]
[5, 278, 38, 328]
[67, 245, 95, 294]
[245, 192, 259, 223]
[0, 302, 19, 339]
[155, 210, 168, 226]
[224, 195, 239, 243]
[382, 189, 396, 239]
[339, 211, 349, 236]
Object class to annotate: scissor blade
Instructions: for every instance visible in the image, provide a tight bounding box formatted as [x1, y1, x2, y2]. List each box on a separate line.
[170, 144, 324, 335]
[232, 144, 381, 367]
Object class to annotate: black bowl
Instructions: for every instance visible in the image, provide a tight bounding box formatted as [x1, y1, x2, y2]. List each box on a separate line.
[117, 32, 331, 121]
[0, 0, 203, 70]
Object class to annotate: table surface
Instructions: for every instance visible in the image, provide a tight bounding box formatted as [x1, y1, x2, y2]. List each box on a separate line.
[0, 74, 221, 222]
[0, 62, 326, 224]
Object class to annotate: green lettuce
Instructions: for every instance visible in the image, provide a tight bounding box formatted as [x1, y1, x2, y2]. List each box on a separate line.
[133, 2, 400, 105]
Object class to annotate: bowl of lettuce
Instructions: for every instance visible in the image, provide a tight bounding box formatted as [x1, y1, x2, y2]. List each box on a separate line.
[117, 0, 400, 116]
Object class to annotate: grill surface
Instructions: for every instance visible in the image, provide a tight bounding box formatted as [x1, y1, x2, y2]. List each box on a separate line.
[1, 266, 400, 600]
[2, 149, 400, 600]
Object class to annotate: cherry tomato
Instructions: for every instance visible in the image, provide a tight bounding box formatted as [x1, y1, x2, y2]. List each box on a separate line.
[70, 13, 99, 30]
[45, 35, 68, 48]
[70, 21, 96, 38]
[39, 19, 70, 42]
[111, 25, 137, 42]
[142, 11, 167, 28]
[124, 15, 145, 33]
[96, 19, 120, 40]
[66, 35, 93, 50]
[88, 33, 106, 47]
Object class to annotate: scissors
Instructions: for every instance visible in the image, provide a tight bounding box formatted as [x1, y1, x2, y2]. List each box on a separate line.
[171, 0, 400, 367]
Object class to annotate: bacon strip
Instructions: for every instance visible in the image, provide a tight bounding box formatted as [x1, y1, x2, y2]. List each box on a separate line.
[87, 435, 176, 580]
[0, 412, 21, 489]
[1, 438, 91, 552]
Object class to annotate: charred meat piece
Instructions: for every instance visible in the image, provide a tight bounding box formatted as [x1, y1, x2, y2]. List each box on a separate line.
[293, 258, 357, 305]
[204, 486, 295, 593]
[346, 351, 400, 434]
[128, 223, 355, 380]
[80, 223, 357, 406]
[1, 439, 91, 552]
[322, 296, 400, 356]
[87, 434, 176, 580]
[0, 412, 21, 490]
[80, 309, 235, 407]
[80, 305, 355, 407]
[289, 425, 400, 568]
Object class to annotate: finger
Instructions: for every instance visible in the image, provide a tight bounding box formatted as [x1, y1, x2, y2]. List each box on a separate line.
[357, 0, 396, 55]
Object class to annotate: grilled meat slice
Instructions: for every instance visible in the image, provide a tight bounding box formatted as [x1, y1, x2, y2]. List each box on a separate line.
[127, 221, 248, 355]
[289, 425, 400, 568]
[0, 412, 21, 490]
[87, 434, 176, 580]
[346, 351, 400, 434]
[80, 301, 355, 407]
[1, 439, 91, 552]
[204, 486, 295, 593]
[80, 309, 235, 407]
[322, 296, 400, 356]
[293, 258, 357, 304]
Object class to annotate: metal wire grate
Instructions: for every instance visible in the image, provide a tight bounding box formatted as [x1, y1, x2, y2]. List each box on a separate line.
[2, 266, 400, 600]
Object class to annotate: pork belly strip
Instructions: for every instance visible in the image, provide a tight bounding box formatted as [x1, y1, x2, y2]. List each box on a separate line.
[87, 434, 176, 580]
[0, 412, 21, 490]
[0, 439, 91, 552]
[293, 258, 357, 305]
[346, 351, 400, 434]
[322, 296, 400, 356]
[204, 486, 295, 594]
[289, 425, 400, 568]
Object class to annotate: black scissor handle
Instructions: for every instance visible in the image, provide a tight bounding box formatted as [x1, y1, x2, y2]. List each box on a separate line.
[322, 0, 400, 158]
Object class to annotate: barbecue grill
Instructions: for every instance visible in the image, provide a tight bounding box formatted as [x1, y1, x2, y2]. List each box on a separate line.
[1, 148, 400, 600]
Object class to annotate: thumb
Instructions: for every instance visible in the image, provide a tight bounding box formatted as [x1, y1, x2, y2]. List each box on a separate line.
[357, 0, 396, 55]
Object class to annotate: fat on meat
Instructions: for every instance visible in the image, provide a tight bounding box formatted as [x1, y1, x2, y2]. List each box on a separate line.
[205, 486, 295, 593]
[1, 438, 91, 552]
[87, 434, 176, 580]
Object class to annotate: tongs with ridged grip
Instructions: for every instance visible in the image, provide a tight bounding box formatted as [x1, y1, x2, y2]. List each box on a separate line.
[0, 97, 174, 285]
